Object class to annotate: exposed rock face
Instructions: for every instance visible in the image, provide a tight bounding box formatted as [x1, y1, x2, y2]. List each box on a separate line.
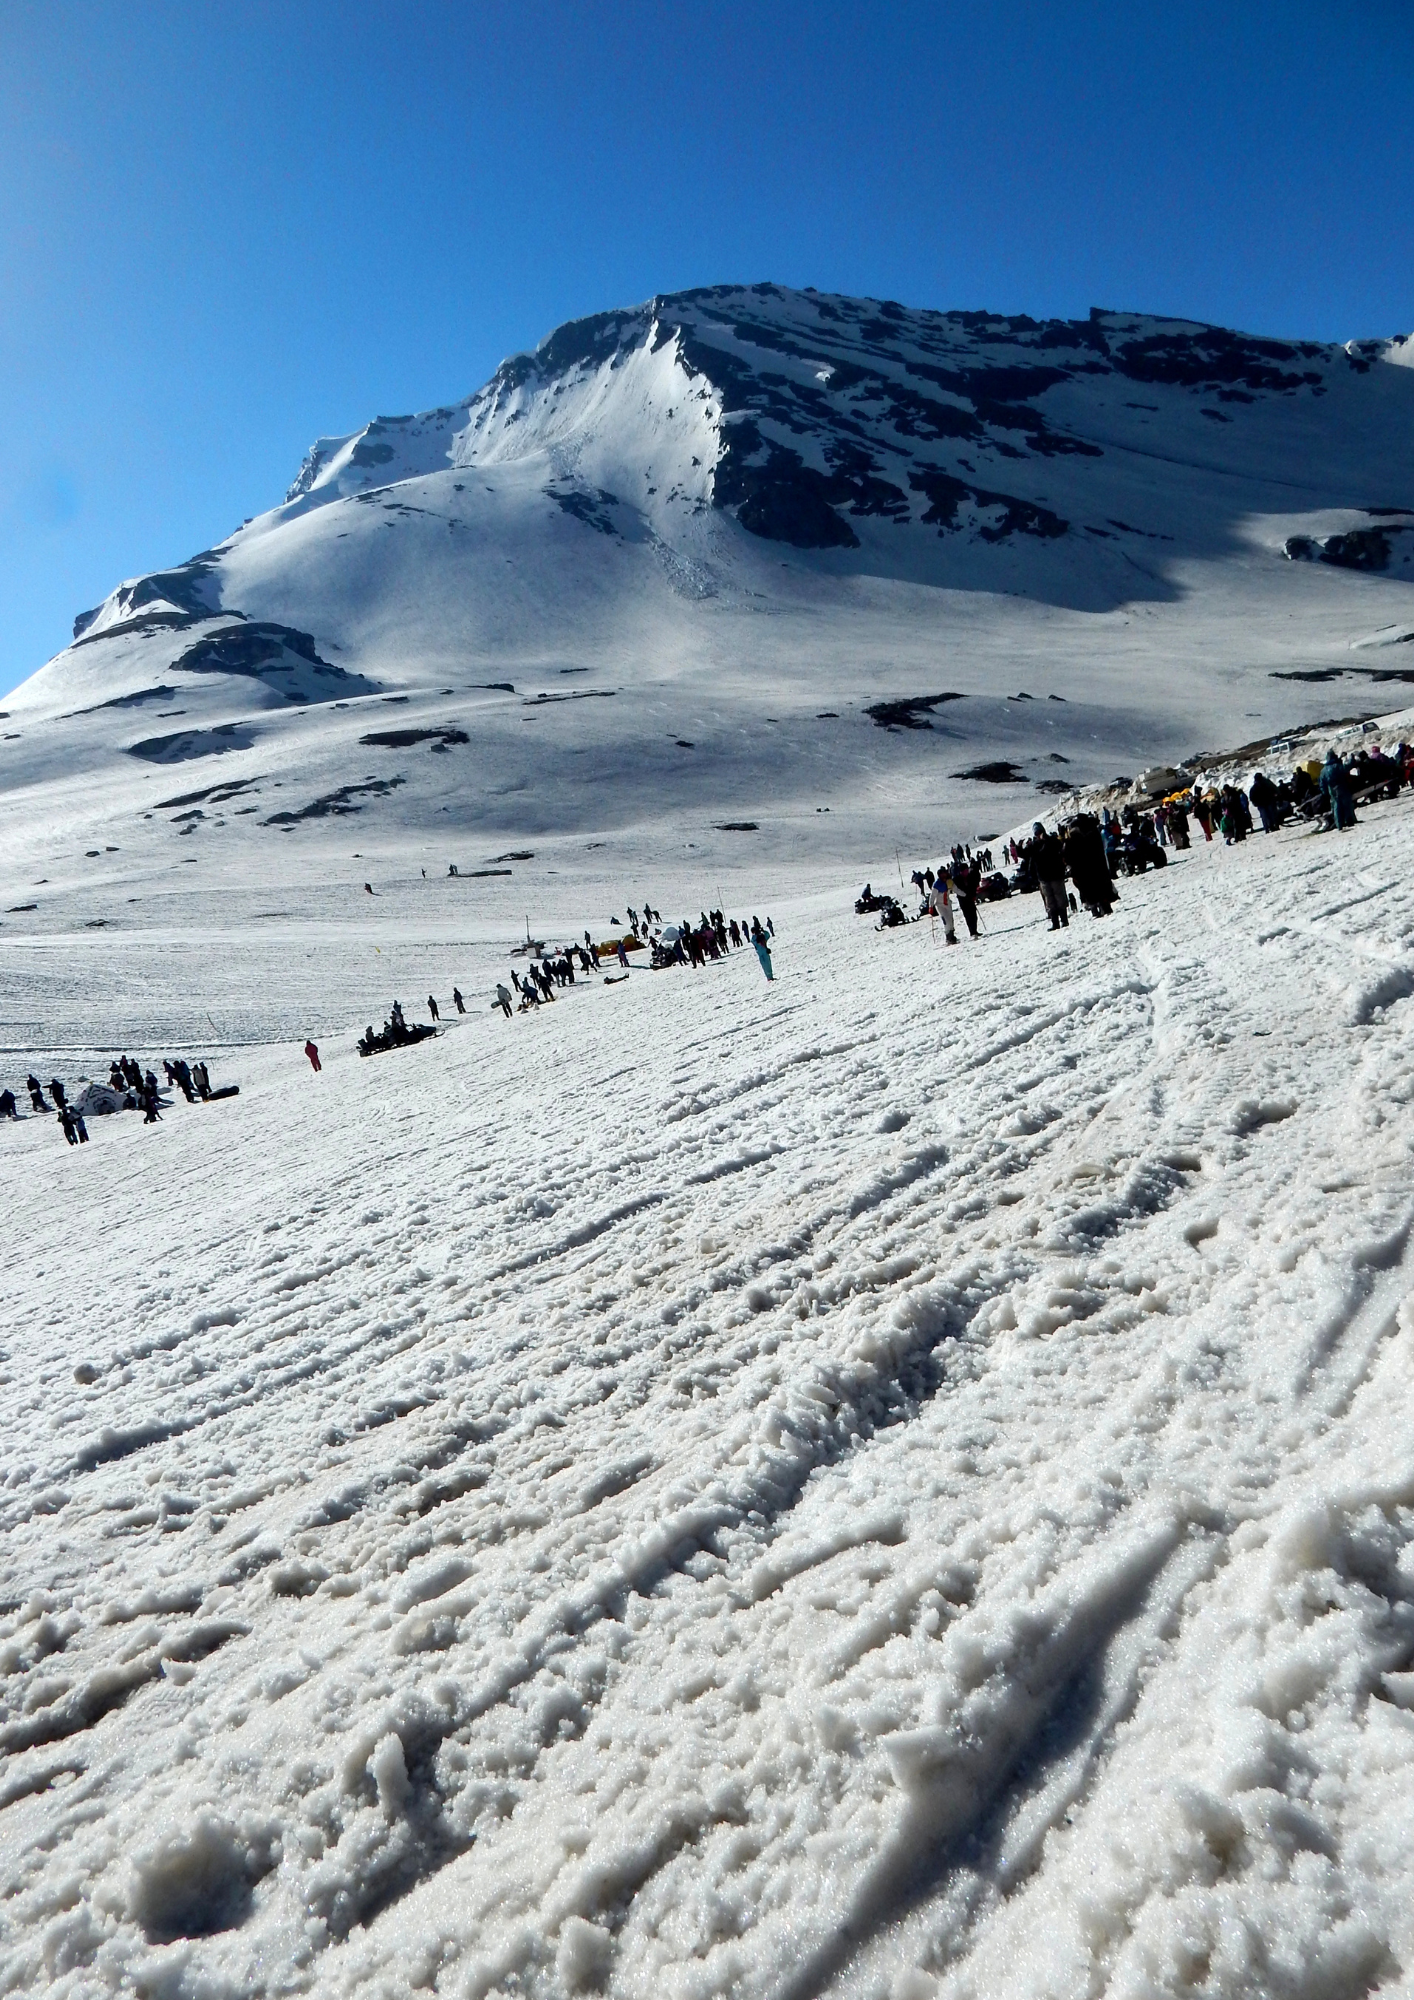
[1285, 523, 1414, 571]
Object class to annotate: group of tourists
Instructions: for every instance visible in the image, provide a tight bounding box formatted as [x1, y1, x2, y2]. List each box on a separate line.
[1187, 742, 1412, 839]
[490, 907, 778, 1014]
[869, 735, 1413, 953]
[357, 1000, 438, 1057]
[1, 1049, 233, 1141]
[0, 1074, 94, 1142]
[899, 819, 1118, 940]
[644, 910, 776, 978]
[492, 906, 780, 1016]
[348, 905, 781, 1061]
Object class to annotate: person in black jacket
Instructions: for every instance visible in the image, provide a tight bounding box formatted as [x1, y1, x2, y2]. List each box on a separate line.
[954, 857, 981, 939]
[1031, 823, 1069, 930]
[1063, 815, 1118, 917]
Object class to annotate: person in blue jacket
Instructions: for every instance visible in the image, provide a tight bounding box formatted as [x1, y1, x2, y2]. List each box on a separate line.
[750, 917, 774, 981]
[1320, 750, 1357, 830]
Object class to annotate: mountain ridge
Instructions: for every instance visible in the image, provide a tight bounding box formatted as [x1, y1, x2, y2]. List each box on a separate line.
[4, 283, 1414, 904]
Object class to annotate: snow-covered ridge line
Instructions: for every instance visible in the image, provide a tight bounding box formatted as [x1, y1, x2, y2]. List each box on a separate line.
[276, 285, 1383, 544]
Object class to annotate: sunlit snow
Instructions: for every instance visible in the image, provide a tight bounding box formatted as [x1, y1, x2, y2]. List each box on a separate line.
[3, 286, 1414, 1998]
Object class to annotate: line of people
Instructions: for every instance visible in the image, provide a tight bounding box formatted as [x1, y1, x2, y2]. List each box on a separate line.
[388, 904, 782, 1040]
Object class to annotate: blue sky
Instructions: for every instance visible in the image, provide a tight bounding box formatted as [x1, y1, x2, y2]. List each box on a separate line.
[2, 0, 1410, 698]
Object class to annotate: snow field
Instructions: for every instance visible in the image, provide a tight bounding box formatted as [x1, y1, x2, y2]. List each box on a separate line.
[2, 804, 1414, 1998]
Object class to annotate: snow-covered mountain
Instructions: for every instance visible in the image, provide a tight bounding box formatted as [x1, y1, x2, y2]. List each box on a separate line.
[9, 290, 1414, 2000]
[4, 285, 1414, 901]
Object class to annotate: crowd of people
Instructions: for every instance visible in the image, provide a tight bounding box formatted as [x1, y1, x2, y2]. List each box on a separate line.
[493, 906, 777, 1014]
[351, 907, 779, 1063]
[11, 731, 1410, 1123]
[860, 737, 1414, 949]
[0, 1050, 234, 1140]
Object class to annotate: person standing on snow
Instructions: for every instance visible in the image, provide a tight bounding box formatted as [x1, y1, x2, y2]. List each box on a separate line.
[929, 869, 957, 944]
[495, 983, 513, 1018]
[304, 1040, 321, 1072]
[753, 933, 775, 981]
[428, 995, 440, 1022]
[1249, 770, 1281, 833]
[453, 987, 465, 1014]
[1063, 816, 1117, 917]
[1320, 750, 1357, 830]
[954, 857, 981, 939]
[1031, 822, 1069, 930]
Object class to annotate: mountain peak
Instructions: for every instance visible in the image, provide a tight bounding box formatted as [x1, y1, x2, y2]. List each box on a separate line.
[276, 283, 1392, 566]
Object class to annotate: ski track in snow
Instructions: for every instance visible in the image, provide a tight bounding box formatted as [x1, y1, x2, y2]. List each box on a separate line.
[3, 807, 1414, 1999]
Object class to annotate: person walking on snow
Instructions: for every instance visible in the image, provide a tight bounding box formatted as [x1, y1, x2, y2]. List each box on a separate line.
[304, 1040, 321, 1072]
[753, 934, 775, 981]
[453, 987, 465, 1014]
[428, 995, 440, 1022]
[1031, 822, 1069, 930]
[495, 983, 513, 1018]
[929, 869, 958, 944]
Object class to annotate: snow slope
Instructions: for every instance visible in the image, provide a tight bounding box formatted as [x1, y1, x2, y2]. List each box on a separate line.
[4, 793, 1414, 1999]
[4, 287, 1414, 1996]
[3, 287, 1414, 920]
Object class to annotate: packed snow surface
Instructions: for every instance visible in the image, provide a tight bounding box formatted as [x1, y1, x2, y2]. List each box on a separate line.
[4, 792, 1414, 1999]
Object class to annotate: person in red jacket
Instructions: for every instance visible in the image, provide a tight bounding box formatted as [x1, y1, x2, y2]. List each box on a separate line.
[304, 1040, 321, 1072]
